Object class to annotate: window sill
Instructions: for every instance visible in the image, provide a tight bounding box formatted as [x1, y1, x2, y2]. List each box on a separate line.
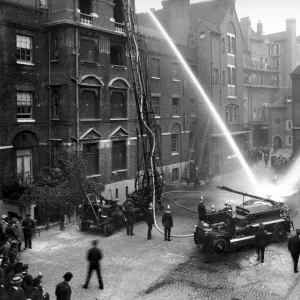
[112, 169, 127, 174]
[151, 77, 160, 80]
[17, 61, 35, 66]
[155, 116, 161, 119]
[190, 149, 196, 153]
[50, 59, 59, 63]
[110, 118, 128, 121]
[171, 152, 179, 156]
[17, 119, 35, 123]
[80, 119, 102, 122]
[81, 60, 100, 67]
[51, 118, 60, 121]
[191, 115, 197, 118]
[227, 96, 237, 99]
[86, 174, 101, 179]
[173, 115, 180, 118]
[111, 65, 127, 70]
[173, 79, 180, 82]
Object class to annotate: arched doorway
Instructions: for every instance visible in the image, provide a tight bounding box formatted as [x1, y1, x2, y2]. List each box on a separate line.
[273, 136, 282, 149]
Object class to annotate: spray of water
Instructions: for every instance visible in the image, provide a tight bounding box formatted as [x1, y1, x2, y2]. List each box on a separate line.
[148, 10, 259, 189]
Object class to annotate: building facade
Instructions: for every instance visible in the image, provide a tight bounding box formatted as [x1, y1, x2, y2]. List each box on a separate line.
[240, 17, 298, 149]
[291, 65, 300, 154]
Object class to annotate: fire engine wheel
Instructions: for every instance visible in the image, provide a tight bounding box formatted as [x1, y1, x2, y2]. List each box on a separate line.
[213, 237, 228, 255]
[79, 220, 90, 232]
[273, 225, 287, 242]
[103, 221, 115, 237]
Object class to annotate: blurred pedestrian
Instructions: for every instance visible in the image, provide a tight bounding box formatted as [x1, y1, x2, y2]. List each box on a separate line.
[162, 205, 173, 242]
[22, 213, 35, 250]
[124, 202, 135, 236]
[55, 272, 73, 300]
[59, 201, 69, 231]
[145, 203, 154, 240]
[198, 196, 206, 221]
[264, 152, 269, 168]
[255, 223, 268, 263]
[83, 240, 103, 290]
[15, 217, 24, 253]
[201, 232, 214, 263]
[21, 264, 33, 299]
[288, 229, 300, 273]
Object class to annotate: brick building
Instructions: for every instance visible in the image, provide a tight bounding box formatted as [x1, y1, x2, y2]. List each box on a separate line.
[291, 65, 300, 154]
[240, 17, 298, 149]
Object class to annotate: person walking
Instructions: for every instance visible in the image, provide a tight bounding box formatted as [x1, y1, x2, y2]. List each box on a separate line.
[201, 232, 214, 263]
[124, 202, 135, 236]
[198, 196, 206, 221]
[145, 203, 155, 240]
[162, 205, 173, 242]
[55, 272, 73, 300]
[22, 213, 35, 250]
[58, 201, 69, 231]
[264, 152, 269, 168]
[83, 240, 103, 290]
[255, 223, 268, 263]
[288, 229, 300, 273]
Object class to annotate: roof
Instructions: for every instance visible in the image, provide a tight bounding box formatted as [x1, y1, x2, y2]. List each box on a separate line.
[264, 31, 286, 41]
[291, 65, 300, 75]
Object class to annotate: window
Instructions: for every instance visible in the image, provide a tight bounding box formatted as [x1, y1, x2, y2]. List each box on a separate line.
[151, 96, 160, 116]
[227, 35, 231, 53]
[52, 89, 59, 118]
[222, 70, 226, 85]
[17, 149, 32, 182]
[40, 0, 47, 8]
[287, 136, 292, 145]
[275, 58, 280, 69]
[225, 105, 238, 124]
[275, 118, 281, 126]
[171, 134, 179, 153]
[275, 43, 280, 55]
[221, 37, 225, 52]
[227, 67, 231, 85]
[190, 98, 196, 117]
[111, 90, 126, 118]
[80, 89, 99, 119]
[81, 39, 97, 62]
[243, 87, 248, 99]
[51, 36, 59, 60]
[112, 140, 127, 171]
[212, 68, 219, 83]
[172, 168, 179, 182]
[115, 188, 119, 199]
[17, 92, 33, 119]
[110, 44, 124, 66]
[172, 98, 180, 116]
[189, 131, 195, 149]
[151, 58, 160, 78]
[260, 57, 264, 69]
[287, 120, 292, 130]
[79, 0, 91, 14]
[83, 143, 99, 176]
[231, 68, 236, 86]
[113, 0, 124, 23]
[172, 63, 180, 80]
[16, 35, 33, 63]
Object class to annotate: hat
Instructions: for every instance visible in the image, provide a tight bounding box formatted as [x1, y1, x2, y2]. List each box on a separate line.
[33, 277, 41, 287]
[63, 272, 73, 280]
[11, 217, 18, 223]
[296, 229, 300, 235]
[259, 223, 264, 229]
[149, 203, 153, 210]
[1, 215, 7, 219]
[166, 205, 171, 213]
[224, 201, 228, 206]
[11, 276, 22, 285]
[212, 204, 215, 208]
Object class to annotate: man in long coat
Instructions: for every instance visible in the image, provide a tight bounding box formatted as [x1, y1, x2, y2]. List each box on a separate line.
[55, 272, 73, 300]
[255, 223, 268, 263]
[124, 202, 136, 236]
[145, 203, 154, 240]
[22, 214, 35, 250]
[288, 229, 300, 273]
[162, 205, 173, 242]
[198, 196, 206, 221]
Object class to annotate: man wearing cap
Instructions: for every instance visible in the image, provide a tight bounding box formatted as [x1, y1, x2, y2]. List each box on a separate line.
[124, 202, 136, 236]
[22, 213, 35, 250]
[145, 203, 155, 240]
[83, 240, 103, 290]
[288, 229, 300, 273]
[55, 272, 73, 300]
[15, 217, 24, 253]
[198, 197, 206, 221]
[7, 276, 26, 300]
[255, 223, 269, 263]
[162, 205, 173, 241]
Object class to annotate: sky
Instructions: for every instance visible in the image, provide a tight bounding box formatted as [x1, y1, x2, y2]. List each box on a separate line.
[135, 0, 300, 36]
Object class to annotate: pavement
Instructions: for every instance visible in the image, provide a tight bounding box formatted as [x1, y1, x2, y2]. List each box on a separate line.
[19, 147, 300, 300]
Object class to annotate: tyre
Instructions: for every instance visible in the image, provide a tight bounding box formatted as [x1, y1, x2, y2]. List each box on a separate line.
[213, 237, 228, 255]
[273, 224, 287, 242]
[79, 219, 90, 232]
[103, 221, 115, 237]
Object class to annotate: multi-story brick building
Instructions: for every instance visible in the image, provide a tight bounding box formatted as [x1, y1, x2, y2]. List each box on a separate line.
[240, 17, 298, 149]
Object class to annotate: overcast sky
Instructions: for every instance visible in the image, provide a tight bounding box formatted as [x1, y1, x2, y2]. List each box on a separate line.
[135, 0, 300, 36]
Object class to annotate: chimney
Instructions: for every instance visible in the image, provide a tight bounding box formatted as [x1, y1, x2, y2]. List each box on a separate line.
[257, 20, 263, 37]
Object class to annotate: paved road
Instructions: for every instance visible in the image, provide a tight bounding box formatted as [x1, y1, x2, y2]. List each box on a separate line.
[20, 156, 300, 300]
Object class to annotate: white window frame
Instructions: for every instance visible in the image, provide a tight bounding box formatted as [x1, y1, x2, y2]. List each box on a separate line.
[286, 120, 292, 130]
[17, 92, 33, 120]
[275, 43, 280, 56]
[172, 63, 180, 81]
[171, 133, 179, 153]
[171, 168, 179, 182]
[225, 105, 238, 124]
[151, 96, 160, 116]
[16, 35, 33, 64]
[172, 98, 180, 116]
[17, 149, 32, 183]
[287, 135, 292, 145]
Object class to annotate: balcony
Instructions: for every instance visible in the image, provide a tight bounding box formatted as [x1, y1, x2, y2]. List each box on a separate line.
[80, 13, 92, 25]
[115, 22, 125, 34]
[244, 76, 280, 88]
[244, 62, 279, 72]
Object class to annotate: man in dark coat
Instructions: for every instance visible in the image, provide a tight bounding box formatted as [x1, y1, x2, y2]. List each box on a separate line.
[162, 205, 173, 241]
[255, 223, 268, 263]
[288, 229, 300, 273]
[7, 276, 26, 300]
[59, 201, 69, 231]
[201, 232, 214, 263]
[198, 196, 206, 221]
[124, 202, 136, 236]
[55, 272, 73, 300]
[83, 240, 103, 289]
[145, 203, 155, 240]
[22, 213, 35, 250]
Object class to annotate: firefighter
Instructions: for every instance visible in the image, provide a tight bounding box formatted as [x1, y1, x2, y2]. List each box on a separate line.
[162, 205, 173, 242]
[211, 205, 216, 213]
[225, 210, 235, 238]
[145, 203, 154, 240]
[198, 196, 206, 221]
[124, 202, 135, 236]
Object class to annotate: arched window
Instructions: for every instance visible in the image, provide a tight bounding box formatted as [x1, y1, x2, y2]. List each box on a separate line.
[170, 123, 181, 154]
[225, 105, 238, 124]
[212, 68, 219, 83]
[227, 22, 236, 55]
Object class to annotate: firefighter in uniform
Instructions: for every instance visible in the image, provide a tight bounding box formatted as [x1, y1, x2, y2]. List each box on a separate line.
[22, 213, 35, 250]
[198, 196, 206, 221]
[288, 229, 300, 273]
[145, 203, 154, 240]
[124, 202, 135, 236]
[211, 205, 216, 213]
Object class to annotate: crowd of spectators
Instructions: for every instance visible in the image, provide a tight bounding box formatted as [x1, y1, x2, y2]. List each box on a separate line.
[0, 215, 49, 300]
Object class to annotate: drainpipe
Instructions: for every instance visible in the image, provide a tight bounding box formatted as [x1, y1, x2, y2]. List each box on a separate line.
[75, 27, 79, 155]
[48, 7, 52, 168]
[209, 31, 213, 170]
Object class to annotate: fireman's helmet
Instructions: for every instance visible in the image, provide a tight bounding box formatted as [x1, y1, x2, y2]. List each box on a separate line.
[200, 196, 204, 202]
[224, 201, 228, 207]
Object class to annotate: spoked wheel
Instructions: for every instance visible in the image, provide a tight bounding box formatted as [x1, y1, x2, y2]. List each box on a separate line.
[213, 237, 228, 255]
[273, 225, 287, 242]
[79, 219, 90, 232]
[103, 221, 115, 237]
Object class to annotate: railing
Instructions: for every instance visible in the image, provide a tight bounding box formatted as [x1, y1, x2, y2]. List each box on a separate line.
[244, 76, 280, 87]
[80, 13, 92, 25]
[227, 86, 236, 97]
[244, 61, 279, 71]
[115, 22, 125, 34]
